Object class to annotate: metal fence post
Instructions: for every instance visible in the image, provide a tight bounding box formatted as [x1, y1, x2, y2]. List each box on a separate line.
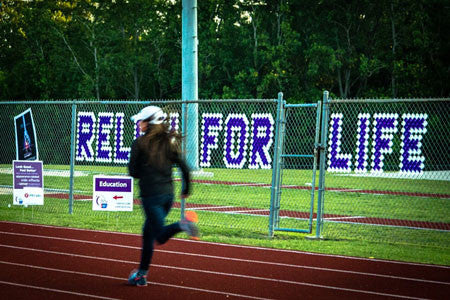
[315, 91, 330, 238]
[307, 100, 323, 233]
[68, 101, 77, 214]
[269, 92, 285, 237]
[180, 103, 188, 219]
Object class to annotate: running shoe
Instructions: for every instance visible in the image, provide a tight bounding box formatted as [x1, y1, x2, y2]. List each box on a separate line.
[180, 211, 200, 240]
[127, 269, 147, 287]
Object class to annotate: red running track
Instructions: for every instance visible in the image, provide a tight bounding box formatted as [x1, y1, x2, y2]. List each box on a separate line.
[0, 221, 449, 300]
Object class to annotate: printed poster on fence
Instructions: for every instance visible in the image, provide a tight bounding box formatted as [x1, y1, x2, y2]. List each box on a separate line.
[93, 175, 134, 211]
[14, 108, 39, 161]
[13, 160, 44, 206]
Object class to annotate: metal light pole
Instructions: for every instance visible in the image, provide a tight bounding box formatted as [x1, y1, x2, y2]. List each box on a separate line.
[182, 0, 199, 170]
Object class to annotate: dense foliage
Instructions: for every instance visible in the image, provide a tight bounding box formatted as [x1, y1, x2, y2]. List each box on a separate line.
[1, 0, 448, 102]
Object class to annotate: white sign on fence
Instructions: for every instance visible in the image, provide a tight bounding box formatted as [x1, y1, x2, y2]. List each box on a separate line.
[93, 175, 134, 211]
[13, 160, 44, 206]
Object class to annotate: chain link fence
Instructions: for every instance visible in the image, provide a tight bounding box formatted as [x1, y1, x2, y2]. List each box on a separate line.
[0, 99, 279, 235]
[0, 97, 449, 249]
[318, 97, 450, 247]
[182, 99, 279, 233]
[270, 103, 320, 235]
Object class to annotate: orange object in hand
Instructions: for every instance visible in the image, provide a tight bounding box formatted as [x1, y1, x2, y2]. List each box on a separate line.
[185, 211, 198, 223]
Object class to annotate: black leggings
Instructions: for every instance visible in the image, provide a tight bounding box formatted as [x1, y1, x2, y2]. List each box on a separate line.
[139, 194, 182, 271]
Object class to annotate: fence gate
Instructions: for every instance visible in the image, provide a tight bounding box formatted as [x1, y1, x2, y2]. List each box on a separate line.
[269, 94, 322, 236]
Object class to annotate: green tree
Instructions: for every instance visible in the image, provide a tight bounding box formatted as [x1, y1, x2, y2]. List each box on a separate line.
[0, 0, 448, 102]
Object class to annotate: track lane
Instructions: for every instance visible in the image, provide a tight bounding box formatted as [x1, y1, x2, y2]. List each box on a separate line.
[0, 245, 383, 300]
[1, 243, 400, 300]
[1, 232, 447, 288]
[0, 221, 448, 281]
[0, 281, 119, 300]
[0, 261, 235, 300]
[0, 221, 449, 299]
[1, 231, 449, 298]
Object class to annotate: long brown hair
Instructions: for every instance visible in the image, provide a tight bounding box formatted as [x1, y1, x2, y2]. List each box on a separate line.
[138, 121, 182, 169]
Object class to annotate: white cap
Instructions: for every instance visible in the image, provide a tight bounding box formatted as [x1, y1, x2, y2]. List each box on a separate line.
[130, 106, 167, 124]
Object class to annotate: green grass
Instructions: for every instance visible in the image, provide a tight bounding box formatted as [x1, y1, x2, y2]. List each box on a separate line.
[1, 164, 449, 266]
[3, 164, 448, 194]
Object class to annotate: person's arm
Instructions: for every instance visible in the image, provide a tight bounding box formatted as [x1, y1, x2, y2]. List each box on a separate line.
[128, 139, 140, 178]
[172, 152, 191, 196]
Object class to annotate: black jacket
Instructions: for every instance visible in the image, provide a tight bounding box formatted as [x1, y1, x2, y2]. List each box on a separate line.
[128, 138, 190, 197]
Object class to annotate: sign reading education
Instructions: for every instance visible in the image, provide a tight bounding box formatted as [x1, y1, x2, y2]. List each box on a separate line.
[13, 160, 44, 206]
[93, 175, 133, 211]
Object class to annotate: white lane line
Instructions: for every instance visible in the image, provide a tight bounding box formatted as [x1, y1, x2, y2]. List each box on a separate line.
[1, 220, 449, 270]
[230, 183, 268, 187]
[188, 206, 235, 211]
[0, 244, 433, 299]
[0, 261, 270, 300]
[0, 280, 120, 300]
[325, 216, 366, 220]
[1, 231, 448, 286]
[226, 209, 269, 214]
